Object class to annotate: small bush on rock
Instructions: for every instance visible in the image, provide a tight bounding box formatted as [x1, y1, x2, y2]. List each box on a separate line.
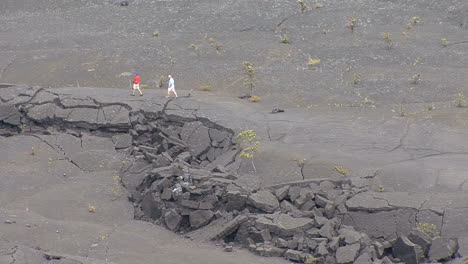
[237, 130, 260, 173]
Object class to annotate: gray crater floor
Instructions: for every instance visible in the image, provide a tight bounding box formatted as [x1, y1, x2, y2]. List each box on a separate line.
[1, 86, 468, 263]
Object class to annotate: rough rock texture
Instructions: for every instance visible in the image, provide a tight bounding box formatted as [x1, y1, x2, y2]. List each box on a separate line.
[336, 244, 360, 264]
[248, 191, 280, 213]
[429, 237, 457, 262]
[393, 236, 424, 264]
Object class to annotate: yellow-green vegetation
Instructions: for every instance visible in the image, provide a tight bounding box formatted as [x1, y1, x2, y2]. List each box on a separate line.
[411, 74, 420, 84]
[140, 84, 148, 89]
[441, 38, 448, 47]
[412, 16, 421, 24]
[159, 76, 165, 89]
[152, 31, 159, 37]
[281, 34, 290, 44]
[296, 158, 306, 168]
[334, 165, 348, 175]
[298, 0, 306, 13]
[346, 18, 358, 32]
[199, 85, 213, 91]
[249, 95, 261, 102]
[425, 104, 434, 111]
[208, 37, 222, 54]
[313, 2, 324, 9]
[398, 104, 406, 117]
[109, 175, 124, 201]
[378, 185, 385, 192]
[307, 58, 321, 70]
[237, 130, 260, 173]
[88, 205, 96, 213]
[305, 257, 320, 264]
[453, 93, 465, 107]
[243, 61, 256, 93]
[352, 73, 361, 84]
[417, 222, 438, 237]
[31, 146, 35, 155]
[382, 32, 393, 49]
[189, 43, 199, 52]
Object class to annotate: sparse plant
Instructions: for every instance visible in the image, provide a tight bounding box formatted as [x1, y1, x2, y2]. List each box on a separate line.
[305, 257, 320, 264]
[412, 16, 420, 24]
[152, 31, 159, 37]
[352, 73, 361, 84]
[378, 185, 385, 192]
[243, 61, 256, 94]
[334, 165, 348, 175]
[108, 175, 124, 201]
[313, 2, 324, 9]
[140, 84, 148, 89]
[189, 43, 199, 53]
[199, 85, 213, 91]
[397, 104, 406, 117]
[159, 76, 165, 89]
[382, 32, 393, 49]
[88, 205, 96, 213]
[346, 18, 358, 33]
[417, 222, 438, 237]
[411, 74, 420, 84]
[425, 104, 434, 111]
[31, 146, 35, 156]
[413, 57, 421, 66]
[307, 58, 321, 70]
[236, 130, 260, 173]
[441, 38, 448, 48]
[208, 38, 222, 54]
[296, 158, 307, 168]
[453, 93, 465, 107]
[298, 0, 307, 13]
[249, 95, 261, 102]
[280, 34, 290, 44]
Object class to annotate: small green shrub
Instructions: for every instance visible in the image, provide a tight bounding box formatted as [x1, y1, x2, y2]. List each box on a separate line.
[199, 85, 213, 91]
[249, 95, 261, 102]
[346, 18, 358, 32]
[352, 73, 361, 84]
[411, 74, 420, 84]
[298, 0, 306, 13]
[152, 31, 159, 37]
[453, 93, 465, 107]
[382, 32, 393, 49]
[412, 16, 421, 24]
[281, 34, 290, 44]
[243, 61, 256, 93]
[237, 130, 260, 173]
[31, 146, 35, 156]
[441, 38, 448, 47]
[417, 222, 438, 237]
[334, 165, 348, 175]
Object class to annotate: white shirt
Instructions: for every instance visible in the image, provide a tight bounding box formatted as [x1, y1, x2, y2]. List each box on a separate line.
[168, 78, 175, 89]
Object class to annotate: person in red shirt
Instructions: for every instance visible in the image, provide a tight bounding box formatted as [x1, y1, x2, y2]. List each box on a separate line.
[132, 72, 143, 96]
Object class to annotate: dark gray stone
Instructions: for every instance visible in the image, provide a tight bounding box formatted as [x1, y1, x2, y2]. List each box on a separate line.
[274, 185, 290, 201]
[428, 237, 457, 262]
[212, 215, 249, 240]
[319, 221, 336, 239]
[316, 241, 328, 256]
[408, 228, 432, 253]
[300, 200, 316, 211]
[354, 253, 372, 264]
[339, 226, 362, 245]
[288, 186, 301, 202]
[247, 191, 279, 213]
[189, 210, 214, 229]
[458, 237, 468, 257]
[284, 249, 307, 262]
[141, 192, 163, 220]
[181, 121, 211, 158]
[393, 235, 424, 264]
[336, 243, 360, 264]
[315, 194, 330, 208]
[164, 209, 182, 231]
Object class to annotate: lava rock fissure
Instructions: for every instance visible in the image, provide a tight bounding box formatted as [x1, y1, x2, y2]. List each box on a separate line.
[0, 85, 464, 264]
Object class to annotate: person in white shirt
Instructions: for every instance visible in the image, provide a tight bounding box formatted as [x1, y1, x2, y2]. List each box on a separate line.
[166, 74, 178, 98]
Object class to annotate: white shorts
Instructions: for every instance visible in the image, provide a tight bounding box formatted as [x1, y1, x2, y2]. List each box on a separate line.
[133, 84, 140, 90]
[168, 87, 175, 92]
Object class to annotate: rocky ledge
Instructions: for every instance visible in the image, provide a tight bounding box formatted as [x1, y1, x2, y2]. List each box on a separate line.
[1, 84, 467, 264]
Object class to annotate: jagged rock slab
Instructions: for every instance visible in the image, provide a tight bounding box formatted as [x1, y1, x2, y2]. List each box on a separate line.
[248, 191, 280, 213]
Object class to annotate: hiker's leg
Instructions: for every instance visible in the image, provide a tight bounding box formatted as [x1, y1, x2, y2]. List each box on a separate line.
[174, 90, 178, 98]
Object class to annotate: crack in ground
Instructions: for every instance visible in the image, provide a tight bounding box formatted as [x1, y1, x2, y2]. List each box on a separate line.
[0, 56, 15, 81]
[388, 120, 411, 152]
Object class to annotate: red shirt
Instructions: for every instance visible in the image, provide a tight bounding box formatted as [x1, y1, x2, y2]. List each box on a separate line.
[134, 75, 140, 85]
